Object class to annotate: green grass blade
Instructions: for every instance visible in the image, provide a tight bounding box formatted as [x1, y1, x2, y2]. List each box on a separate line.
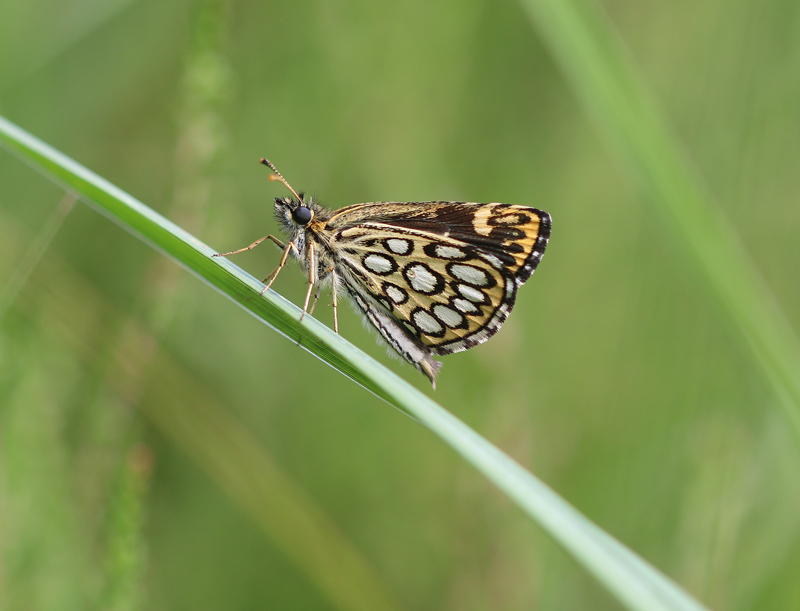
[0, 114, 708, 611]
[518, 0, 800, 436]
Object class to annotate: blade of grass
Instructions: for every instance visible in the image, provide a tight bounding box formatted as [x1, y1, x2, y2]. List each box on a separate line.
[517, 0, 800, 436]
[0, 115, 708, 611]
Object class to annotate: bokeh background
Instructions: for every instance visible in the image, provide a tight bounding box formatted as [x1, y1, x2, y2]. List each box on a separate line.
[2, 0, 800, 609]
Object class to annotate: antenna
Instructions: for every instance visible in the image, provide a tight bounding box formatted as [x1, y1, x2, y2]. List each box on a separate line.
[260, 158, 303, 203]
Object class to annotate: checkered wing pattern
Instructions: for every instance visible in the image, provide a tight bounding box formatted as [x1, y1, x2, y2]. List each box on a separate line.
[326, 202, 551, 355]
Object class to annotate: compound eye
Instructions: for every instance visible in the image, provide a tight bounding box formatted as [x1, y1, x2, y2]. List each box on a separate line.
[292, 205, 313, 225]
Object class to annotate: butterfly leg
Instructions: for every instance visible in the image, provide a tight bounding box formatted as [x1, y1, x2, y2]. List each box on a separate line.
[308, 284, 322, 316]
[213, 235, 285, 258]
[330, 269, 339, 334]
[259, 241, 299, 295]
[310, 265, 336, 316]
[300, 243, 317, 321]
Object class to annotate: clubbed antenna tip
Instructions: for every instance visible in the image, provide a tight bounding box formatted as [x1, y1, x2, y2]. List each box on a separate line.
[260, 158, 303, 202]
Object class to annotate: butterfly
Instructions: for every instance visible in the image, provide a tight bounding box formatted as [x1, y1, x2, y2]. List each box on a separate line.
[214, 159, 551, 387]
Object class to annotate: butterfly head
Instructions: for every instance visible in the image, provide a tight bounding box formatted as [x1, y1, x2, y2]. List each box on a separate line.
[274, 195, 316, 234]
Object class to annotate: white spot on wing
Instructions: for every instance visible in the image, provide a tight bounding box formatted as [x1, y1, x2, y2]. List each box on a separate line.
[449, 264, 489, 286]
[413, 310, 443, 334]
[407, 264, 439, 293]
[457, 284, 485, 303]
[482, 254, 503, 269]
[364, 254, 394, 274]
[385, 285, 407, 303]
[452, 298, 478, 314]
[433, 304, 464, 328]
[435, 245, 467, 259]
[386, 239, 411, 254]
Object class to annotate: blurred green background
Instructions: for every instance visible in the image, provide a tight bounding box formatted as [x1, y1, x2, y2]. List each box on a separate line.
[2, 0, 800, 609]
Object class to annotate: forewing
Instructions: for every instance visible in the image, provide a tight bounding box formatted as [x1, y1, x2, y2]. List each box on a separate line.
[326, 202, 550, 355]
[328, 201, 550, 284]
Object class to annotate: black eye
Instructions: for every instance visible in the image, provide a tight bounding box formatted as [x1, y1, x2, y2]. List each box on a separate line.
[292, 205, 313, 225]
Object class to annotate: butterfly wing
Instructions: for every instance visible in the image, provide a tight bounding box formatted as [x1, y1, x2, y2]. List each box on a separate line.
[324, 202, 550, 358]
